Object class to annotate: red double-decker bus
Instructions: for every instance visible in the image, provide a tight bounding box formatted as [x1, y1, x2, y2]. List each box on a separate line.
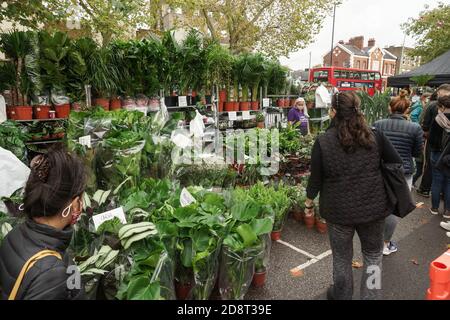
[309, 67, 382, 96]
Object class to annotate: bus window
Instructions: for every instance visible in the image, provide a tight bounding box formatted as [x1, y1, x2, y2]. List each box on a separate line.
[375, 73, 381, 80]
[334, 71, 341, 78]
[369, 73, 375, 80]
[314, 70, 329, 81]
[354, 72, 361, 80]
[361, 72, 368, 80]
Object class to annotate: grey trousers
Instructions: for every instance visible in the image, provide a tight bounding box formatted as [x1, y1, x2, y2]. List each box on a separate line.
[384, 175, 413, 242]
[328, 219, 385, 300]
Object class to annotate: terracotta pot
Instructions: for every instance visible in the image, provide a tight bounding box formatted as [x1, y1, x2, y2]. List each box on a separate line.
[257, 122, 265, 129]
[240, 101, 250, 111]
[304, 215, 315, 229]
[110, 98, 122, 110]
[285, 98, 291, 108]
[316, 220, 328, 234]
[292, 210, 304, 222]
[233, 101, 240, 111]
[224, 102, 235, 112]
[54, 104, 71, 118]
[94, 98, 110, 111]
[15, 106, 33, 120]
[42, 134, 51, 140]
[219, 90, 227, 104]
[33, 105, 51, 119]
[277, 99, 284, 107]
[252, 271, 267, 288]
[7, 106, 18, 120]
[251, 101, 260, 111]
[271, 231, 281, 241]
[218, 102, 224, 112]
[290, 98, 297, 106]
[175, 281, 192, 300]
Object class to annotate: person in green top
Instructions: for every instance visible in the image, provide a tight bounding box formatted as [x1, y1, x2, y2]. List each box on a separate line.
[410, 92, 431, 124]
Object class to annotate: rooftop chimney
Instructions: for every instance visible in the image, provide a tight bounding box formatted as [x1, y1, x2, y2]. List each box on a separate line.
[348, 36, 364, 50]
[368, 38, 376, 47]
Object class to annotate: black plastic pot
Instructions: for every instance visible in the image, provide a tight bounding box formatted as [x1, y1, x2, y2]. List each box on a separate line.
[164, 96, 178, 107]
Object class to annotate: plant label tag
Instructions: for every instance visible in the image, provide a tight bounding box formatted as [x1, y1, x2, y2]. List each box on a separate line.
[92, 207, 127, 231]
[180, 188, 196, 207]
[263, 98, 270, 108]
[242, 111, 251, 120]
[78, 135, 91, 148]
[228, 112, 237, 121]
[178, 96, 188, 107]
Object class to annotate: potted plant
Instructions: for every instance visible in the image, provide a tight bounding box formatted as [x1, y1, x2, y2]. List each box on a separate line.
[161, 31, 181, 107]
[236, 53, 252, 111]
[304, 91, 315, 109]
[288, 185, 307, 222]
[256, 112, 265, 128]
[0, 31, 39, 120]
[247, 53, 265, 111]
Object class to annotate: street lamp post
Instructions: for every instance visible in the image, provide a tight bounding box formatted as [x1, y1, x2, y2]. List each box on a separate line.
[330, 4, 337, 67]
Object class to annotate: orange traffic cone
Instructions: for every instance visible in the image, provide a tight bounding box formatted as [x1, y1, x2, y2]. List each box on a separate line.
[427, 250, 450, 300]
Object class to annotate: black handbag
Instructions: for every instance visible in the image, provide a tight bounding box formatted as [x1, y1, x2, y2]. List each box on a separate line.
[380, 162, 416, 218]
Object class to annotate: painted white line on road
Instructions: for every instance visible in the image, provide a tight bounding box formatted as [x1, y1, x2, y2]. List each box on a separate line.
[277, 240, 317, 259]
[315, 250, 332, 260]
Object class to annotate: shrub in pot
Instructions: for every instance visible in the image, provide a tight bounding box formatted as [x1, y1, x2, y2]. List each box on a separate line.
[256, 112, 265, 128]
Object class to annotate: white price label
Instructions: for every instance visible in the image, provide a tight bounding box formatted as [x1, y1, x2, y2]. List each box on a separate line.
[178, 96, 188, 107]
[78, 135, 91, 148]
[242, 111, 251, 120]
[228, 112, 237, 121]
[92, 207, 127, 231]
[263, 98, 270, 108]
[180, 188, 197, 207]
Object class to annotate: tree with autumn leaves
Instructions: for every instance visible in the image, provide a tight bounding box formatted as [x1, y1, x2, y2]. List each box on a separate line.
[403, 2, 450, 63]
[1, 0, 339, 57]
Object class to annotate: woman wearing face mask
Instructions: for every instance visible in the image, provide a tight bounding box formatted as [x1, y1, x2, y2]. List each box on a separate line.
[0, 146, 86, 300]
[288, 97, 310, 135]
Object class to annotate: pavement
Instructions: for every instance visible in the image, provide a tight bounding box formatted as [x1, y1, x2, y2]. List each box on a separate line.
[246, 190, 450, 300]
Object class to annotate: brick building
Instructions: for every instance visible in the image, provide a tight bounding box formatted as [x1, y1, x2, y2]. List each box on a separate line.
[323, 36, 397, 88]
[384, 46, 422, 75]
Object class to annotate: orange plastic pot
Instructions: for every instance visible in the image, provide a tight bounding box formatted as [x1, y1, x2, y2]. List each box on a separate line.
[251, 101, 259, 111]
[15, 106, 33, 120]
[219, 90, 227, 104]
[240, 101, 250, 111]
[54, 104, 71, 118]
[224, 102, 235, 112]
[175, 281, 192, 300]
[316, 220, 327, 234]
[7, 106, 17, 120]
[271, 231, 281, 241]
[218, 102, 224, 112]
[304, 215, 315, 229]
[252, 271, 267, 288]
[33, 105, 51, 119]
[234, 102, 240, 111]
[110, 98, 121, 111]
[292, 210, 304, 222]
[94, 98, 110, 111]
[284, 98, 291, 108]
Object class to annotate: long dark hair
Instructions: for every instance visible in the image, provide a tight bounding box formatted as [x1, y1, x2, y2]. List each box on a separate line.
[332, 91, 376, 153]
[24, 145, 86, 218]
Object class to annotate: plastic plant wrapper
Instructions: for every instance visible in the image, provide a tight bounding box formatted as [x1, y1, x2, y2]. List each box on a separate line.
[190, 241, 223, 300]
[0, 147, 30, 200]
[254, 234, 271, 273]
[97, 131, 145, 191]
[68, 142, 98, 194]
[51, 89, 70, 105]
[219, 244, 263, 300]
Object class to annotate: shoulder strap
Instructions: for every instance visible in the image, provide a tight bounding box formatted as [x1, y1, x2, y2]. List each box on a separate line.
[8, 249, 62, 300]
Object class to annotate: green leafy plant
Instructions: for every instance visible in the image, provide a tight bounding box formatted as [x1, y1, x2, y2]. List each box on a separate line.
[358, 90, 391, 126]
[410, 74, 435, 88]
[0, 121, 30, 163]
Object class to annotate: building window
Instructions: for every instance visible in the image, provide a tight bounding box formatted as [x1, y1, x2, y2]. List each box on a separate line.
[363, 61, 367, 69]
[356, 61, 361, 69]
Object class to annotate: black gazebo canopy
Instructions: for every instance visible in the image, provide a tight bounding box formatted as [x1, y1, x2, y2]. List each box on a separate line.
[388, 49, 450, 88]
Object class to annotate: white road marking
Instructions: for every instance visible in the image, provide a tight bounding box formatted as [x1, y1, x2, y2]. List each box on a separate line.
[277, 240, 317, 259]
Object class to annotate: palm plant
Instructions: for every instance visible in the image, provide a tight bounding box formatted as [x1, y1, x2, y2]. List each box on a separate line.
[267, 62, 287, 95]
[179, 29, 206, 96]
[236, 53, 252, 102]
[247, 53, 265, 102]
[161, 31, 181, 96]
[0, 30, 38, 106]
[358, 91, 391, 126]
[410, 74, 435, 88]
[204, 40, 233, 92]
[88, 46, 119, 99]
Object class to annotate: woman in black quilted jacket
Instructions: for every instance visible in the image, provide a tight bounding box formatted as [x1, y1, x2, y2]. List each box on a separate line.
[0, 146, 86, 300]
[306, 91, 402, 300]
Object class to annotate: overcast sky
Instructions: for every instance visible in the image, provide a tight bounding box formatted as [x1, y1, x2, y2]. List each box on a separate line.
[280, 0, 443, 70]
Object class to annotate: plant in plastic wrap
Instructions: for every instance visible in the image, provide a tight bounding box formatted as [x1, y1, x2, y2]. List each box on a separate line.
[171, 189, 229, 300]
[219, 189, 273, 300]
[97, 131, 145, 190]
[116, 238, 175, 300]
